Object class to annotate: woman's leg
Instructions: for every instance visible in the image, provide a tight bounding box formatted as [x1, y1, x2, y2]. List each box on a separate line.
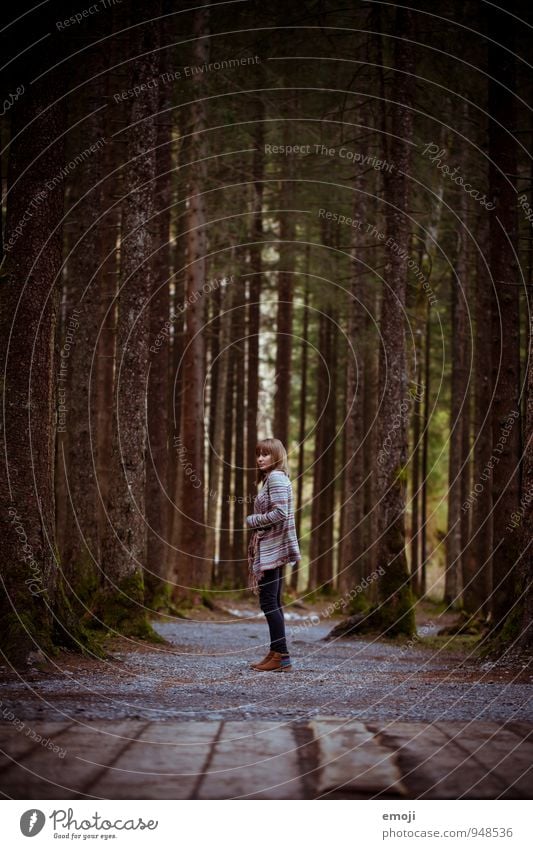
[258, 567, 288, 654]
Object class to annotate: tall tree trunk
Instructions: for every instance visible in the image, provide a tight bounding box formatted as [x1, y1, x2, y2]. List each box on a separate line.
[293, 267, 310, 591]
[363, 236, 381, 597]
[463, 218, 492, 616]
[445, 200, 469, 606]
[232, 270, 247, 576]
[173, 5, 210, 590]
[375, 8, 415, 636]
[513, 291, 533, 649]
[205, 280, 222, 571]
[310, 309, 336, 593]
[420, 304, 431, 597]
[218, 285, 236, 585]
[60, 30, 107, 612]
[99, 6, 161, 637]
[410, 353, 422, 596]
[145, 61, 173, 609]
[246, 94, 264, 517]
[273, 113, 295, 447]
[167, 109, 189, 551]
[339, 181, 366, 596]
[488, 10, 521, 631]
[207, 281, 232, 582]
[0, 60, 65, 663]
[308, 311, 327, 591]
[96, 2, 124, 568]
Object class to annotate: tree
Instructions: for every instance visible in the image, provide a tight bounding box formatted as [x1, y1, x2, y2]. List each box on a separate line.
[99, 3, 162, 637]
[338, 177, 367, 596]
[445, 182, 469, 606]
[488, 8, 521, 632]
[145, 22, 174, 609]
[172, 4, 210, 591]
[0, 44, 65, 663]
[373, 9, 416, 636]
[60, 29, 106, 614]
[463, 218, 492, 617]
[273, 98, 296, 448]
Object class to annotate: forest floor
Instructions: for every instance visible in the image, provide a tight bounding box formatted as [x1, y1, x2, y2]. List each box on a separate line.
[1, 599, 532, 798]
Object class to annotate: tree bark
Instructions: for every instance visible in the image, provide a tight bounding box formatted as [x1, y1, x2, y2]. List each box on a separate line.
[173, 5, 210, 590]
[463, 218, 492, 616]
[488, 10, 521, 631]
[246, 93, 264, 524]
[0, 59, 65, 663]
[273, 110, 295, 448]
[375, 8, 416, 636]
[293, 265, 310, 591]
[445, 196, 469, 606]
[99, 6, 161, 637]
[145, 59, 173, 609]
[60, 32, 106, 613]
[339, 181, 367, 596]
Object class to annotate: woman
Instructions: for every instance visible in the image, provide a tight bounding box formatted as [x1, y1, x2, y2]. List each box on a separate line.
[246, 437, 301, 672]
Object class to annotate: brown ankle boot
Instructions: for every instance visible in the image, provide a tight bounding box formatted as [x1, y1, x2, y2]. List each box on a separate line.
[253, 651, 292, 672]
[250, 650, 274, 669]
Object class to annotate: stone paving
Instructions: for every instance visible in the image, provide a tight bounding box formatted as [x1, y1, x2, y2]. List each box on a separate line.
[0, 606, 531, 799]
[0, 717, 531, 799]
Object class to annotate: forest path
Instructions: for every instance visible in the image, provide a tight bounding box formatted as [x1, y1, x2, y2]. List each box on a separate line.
[0, 604, 531, 798]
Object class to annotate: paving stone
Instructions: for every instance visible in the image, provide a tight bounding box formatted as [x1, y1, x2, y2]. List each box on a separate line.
[1, 721, 146, 799]
[1, 718, 532, 800]
[197, 721, 305, 799]
[311, 718, 407, 797]
[436, 721, 533, 798]
[373, 720, 533, 799]
[92, 721, 220, 799]
[0, 722, 72, 774]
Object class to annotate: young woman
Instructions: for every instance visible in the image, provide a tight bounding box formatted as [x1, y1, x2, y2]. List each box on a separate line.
[246, 438, 301, 672]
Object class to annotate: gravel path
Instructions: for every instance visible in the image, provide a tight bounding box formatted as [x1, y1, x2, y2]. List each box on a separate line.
[1, 606, 531, 724]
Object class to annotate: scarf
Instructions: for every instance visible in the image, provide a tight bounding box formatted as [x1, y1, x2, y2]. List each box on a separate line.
[247, 530, 260, 596]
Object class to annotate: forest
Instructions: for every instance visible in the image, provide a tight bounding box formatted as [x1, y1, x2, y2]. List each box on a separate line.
[1, 0, 532, 666]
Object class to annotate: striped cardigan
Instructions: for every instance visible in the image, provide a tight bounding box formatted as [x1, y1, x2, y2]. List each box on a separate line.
[246, 470, 301, 592]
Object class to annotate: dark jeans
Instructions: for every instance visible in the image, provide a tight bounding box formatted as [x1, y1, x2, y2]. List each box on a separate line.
[258, 566, 288, 654]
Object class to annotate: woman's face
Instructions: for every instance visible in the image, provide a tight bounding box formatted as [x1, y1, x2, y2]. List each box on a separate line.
[256, 448, 273, 472]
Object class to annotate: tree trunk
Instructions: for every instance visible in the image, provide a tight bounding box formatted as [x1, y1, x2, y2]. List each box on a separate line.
[145, 63, 173, 609]
[488, 10, 521, 631]
[445, 197, 469, 606]
[96, 3, 124, 566]
[293, 266, 310, 591]
[513, 293, 533, 649]
[463, 218, 492, 616]
[0, 62, 65, 663]
[339, 182, 366, 596]
[207, 281, 232, 582]
[173, 5, 210, 590]
[218, 285, 236, 585]
[420, 305, 431, 597]
[60, 32, 106, 612]
[232, 270, 247, 576]
[375, 8, 416, 636]
[308, 312, 327, 591]
[205, 280, 222, 572]
[309, 309, 336, 593]
[246, 94, 264, 531]
[273, 113, 295, 448]
[410, 353, 422, 596]
[99, 6, 161, 637]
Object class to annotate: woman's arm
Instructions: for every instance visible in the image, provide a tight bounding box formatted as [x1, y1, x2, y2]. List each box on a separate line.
[246, 471, 288, 529]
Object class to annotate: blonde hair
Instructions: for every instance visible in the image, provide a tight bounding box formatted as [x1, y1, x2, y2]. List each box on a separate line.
[255, 437, 289, 485]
